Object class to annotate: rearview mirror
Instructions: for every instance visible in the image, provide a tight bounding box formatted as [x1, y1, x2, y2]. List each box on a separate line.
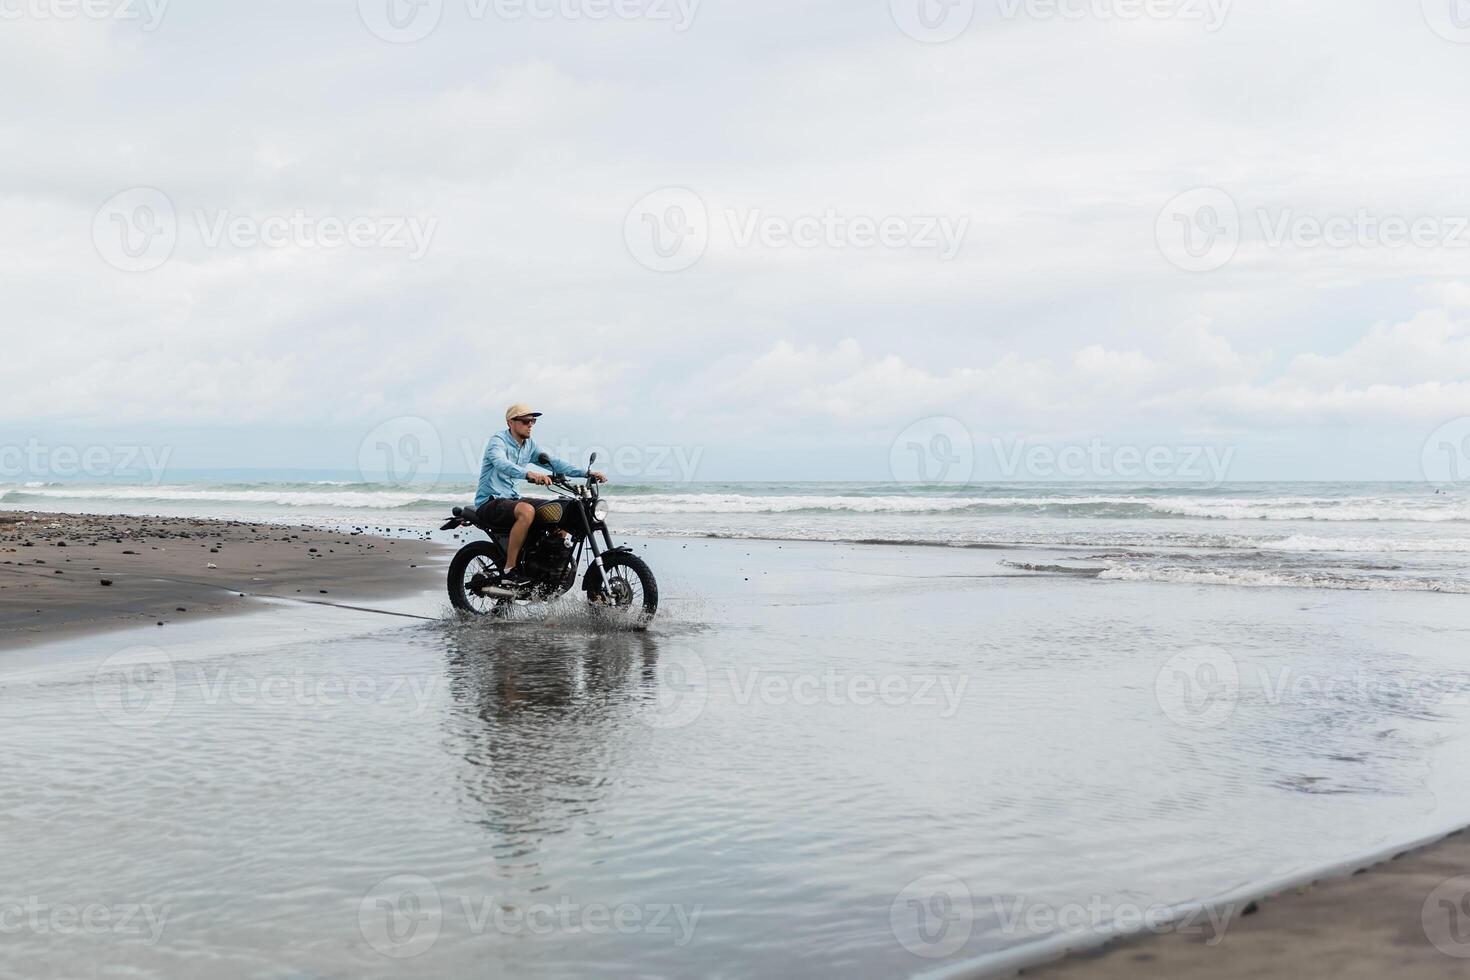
[589, 452, 598, 467]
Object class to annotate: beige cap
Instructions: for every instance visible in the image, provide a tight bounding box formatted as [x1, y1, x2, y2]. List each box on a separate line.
[505, 403, 543, 423]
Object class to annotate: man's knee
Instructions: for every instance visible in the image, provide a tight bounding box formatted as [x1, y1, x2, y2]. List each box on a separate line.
[513, 502, 535, 523]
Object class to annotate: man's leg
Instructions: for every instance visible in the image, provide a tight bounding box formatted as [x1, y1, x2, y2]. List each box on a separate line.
[503, 501, 536, 571]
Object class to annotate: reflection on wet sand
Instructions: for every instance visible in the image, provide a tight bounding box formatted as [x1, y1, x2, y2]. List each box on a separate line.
[440, 622, 663, 880]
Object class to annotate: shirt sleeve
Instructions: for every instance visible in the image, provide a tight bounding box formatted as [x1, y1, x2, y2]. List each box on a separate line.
[486, 435, 528, 481]
[530, 437, 587, 479]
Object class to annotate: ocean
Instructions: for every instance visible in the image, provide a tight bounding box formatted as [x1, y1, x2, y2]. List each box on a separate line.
[5, 478, 1467, 594]
[5, 480, 1470, 976]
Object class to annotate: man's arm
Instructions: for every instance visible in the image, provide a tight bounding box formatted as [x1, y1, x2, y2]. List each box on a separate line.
[485, 435, 530, 482]
[528, 437, 587, 480]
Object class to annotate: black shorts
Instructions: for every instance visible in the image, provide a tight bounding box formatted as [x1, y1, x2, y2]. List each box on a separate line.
[475, 497, 552, 530]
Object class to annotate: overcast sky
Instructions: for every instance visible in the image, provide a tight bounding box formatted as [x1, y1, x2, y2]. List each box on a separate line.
[4, 0, 1469, 483]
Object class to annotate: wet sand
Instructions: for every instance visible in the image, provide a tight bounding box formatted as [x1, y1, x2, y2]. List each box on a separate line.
[0, 511, 447, 648]
[1020, 829, 1470, 979]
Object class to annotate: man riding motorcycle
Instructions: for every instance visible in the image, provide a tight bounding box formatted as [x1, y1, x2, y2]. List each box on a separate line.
[475, 403, 607, 591]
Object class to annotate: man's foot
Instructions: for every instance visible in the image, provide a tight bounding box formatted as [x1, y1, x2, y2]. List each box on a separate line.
[501, 567, 533, 594]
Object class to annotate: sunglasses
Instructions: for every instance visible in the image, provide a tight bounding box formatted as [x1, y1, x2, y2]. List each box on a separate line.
[512, 416, 539, 425]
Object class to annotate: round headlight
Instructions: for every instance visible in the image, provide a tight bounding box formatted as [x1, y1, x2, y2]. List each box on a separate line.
[593, 500, 610, 522]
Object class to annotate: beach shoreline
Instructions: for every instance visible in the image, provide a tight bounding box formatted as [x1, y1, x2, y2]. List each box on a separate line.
[0, 510, 449, 650]
[1009, 825, 1470, 979]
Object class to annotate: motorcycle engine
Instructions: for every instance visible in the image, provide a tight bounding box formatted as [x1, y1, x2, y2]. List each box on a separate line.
[522, 532, 574, 582]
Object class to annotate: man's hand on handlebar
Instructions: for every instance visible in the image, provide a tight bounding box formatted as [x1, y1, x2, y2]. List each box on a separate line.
[527, 471, 553, 487]
[589, 471, 608, 484]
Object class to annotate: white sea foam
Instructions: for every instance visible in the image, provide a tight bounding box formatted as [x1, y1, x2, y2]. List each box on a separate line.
[1098, 566, 1470, 593]
[3, 485, 1465, 522]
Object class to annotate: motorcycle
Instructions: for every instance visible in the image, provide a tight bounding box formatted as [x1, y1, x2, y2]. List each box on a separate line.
[440, 452, 658, 624]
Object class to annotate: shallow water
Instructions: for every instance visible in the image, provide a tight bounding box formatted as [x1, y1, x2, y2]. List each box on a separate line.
[8, 480, 1470, 593]
[3, 537, 1470, 978]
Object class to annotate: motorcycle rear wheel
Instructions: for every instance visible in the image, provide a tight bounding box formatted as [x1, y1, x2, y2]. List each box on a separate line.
[448, 540, 509, 616]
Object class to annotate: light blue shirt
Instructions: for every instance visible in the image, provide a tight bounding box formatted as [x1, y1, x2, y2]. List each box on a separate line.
[474, 429, 587, 506]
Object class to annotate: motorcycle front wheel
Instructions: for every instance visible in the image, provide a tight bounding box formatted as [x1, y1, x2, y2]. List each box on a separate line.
[586, 552, 658, 625]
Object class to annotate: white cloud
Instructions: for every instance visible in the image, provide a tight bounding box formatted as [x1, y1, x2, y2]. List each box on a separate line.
[2, 0, 1468, 476]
